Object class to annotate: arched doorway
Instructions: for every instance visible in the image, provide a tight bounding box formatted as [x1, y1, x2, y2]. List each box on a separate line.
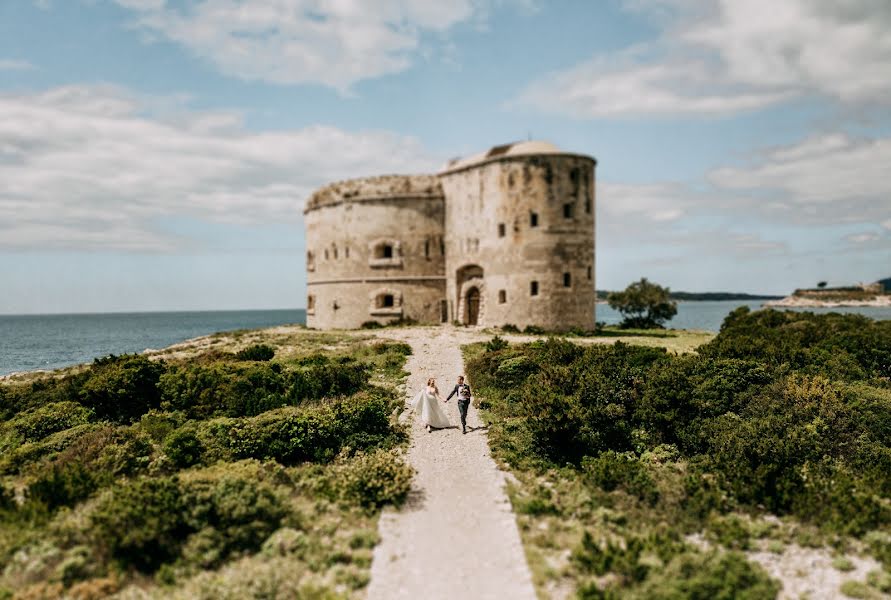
[465, 287, 480, 325]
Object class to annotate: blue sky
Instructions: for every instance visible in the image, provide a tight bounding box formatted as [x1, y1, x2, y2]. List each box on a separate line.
[1, 0, 889, 313]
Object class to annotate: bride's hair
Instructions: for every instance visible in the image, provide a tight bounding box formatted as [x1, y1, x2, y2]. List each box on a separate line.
[426, 377, 438, 393]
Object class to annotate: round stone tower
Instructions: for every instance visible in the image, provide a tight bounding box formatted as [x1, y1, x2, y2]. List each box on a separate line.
[303, 174, 446, 329]
[438, 141, 596, 331]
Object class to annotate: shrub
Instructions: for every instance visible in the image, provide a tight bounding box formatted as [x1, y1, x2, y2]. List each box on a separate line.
[7, 401, 94, 442]
[582, 451, 658, 503]
[621, 551, 779, 599]
[501, 324, 520, 333]
[573, 528, 687, 584]
[360, 321, 384, 329]
[221, 391, 395, 465]
[91, 477, 187, 572]
[495, 355, 538, 387]
[79, 355, 165, 423]
[179, 474, 286, 567]
[163, 426, 205, 469]
[234, 344, 275, 361]
[337, 449, 413, 509]
[485, 335, 509, 352]
[136, 410, 185, 442]
[26, 461, 101, 510]
[700, 308, 891, 381]
[523, 325, 546, 335]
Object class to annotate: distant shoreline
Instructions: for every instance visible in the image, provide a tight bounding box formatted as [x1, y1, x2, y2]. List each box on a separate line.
[596, 291, 783, 302]
[764, 295, 891, 308]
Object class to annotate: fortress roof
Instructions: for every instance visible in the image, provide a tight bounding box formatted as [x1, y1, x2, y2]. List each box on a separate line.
[439, 140, 593, 174]
[304, 174, 443, 213]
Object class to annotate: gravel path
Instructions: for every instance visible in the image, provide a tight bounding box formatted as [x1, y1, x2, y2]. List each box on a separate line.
[366, 327, 537, 600]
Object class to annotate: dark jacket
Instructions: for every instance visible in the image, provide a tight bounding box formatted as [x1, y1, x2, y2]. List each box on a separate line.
[446, 383, 472, 401]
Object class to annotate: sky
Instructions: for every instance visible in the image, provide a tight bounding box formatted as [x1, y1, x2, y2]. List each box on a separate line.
[1, 0, 889, 314]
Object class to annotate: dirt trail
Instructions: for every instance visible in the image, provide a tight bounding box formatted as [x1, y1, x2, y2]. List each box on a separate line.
[366, 327, 537, 600]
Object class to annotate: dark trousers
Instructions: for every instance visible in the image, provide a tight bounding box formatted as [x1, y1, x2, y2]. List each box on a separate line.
[458, 399, 470, 430]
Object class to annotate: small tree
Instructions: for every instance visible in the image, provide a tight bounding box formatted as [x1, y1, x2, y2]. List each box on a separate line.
[607, 278, 678, 329]
[817, 281, 828, 289]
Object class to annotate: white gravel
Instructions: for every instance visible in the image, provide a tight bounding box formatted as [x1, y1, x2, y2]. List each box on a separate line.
[366, 327, 538, 600]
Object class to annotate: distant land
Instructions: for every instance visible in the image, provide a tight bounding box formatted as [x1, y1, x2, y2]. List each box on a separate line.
[596, 290, 783, 301]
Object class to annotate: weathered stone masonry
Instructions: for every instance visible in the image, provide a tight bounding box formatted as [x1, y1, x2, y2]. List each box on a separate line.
[304, 142, 596, 330]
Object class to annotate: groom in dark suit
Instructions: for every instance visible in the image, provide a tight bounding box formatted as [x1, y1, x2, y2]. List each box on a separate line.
[445, 375, 472, 434]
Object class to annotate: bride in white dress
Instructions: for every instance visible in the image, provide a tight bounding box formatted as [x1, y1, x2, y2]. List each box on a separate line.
[411, 378, 451, 431]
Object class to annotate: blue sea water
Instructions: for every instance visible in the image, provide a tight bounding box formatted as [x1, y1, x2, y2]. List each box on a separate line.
[0, 309, 306, 376]
[2, 303, 890, 377]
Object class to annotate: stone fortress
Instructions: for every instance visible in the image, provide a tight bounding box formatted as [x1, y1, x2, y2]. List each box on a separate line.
[303, 141, 597, 331]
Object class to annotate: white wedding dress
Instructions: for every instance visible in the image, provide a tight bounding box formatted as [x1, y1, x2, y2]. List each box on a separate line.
[411, 385, 451, 429]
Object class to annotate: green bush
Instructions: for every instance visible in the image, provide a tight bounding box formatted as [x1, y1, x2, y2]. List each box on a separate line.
[216, 390, 395, 465]
[573, 528, 687, 584]
[337, 449, 413, 509]
[163, 426, 205, 468]
[91, 477, 187, 572]
[6, 401, 93, 442]
[486, 336, 509, 352]
[179, 474, 286, 567]
[26, 460, 101, 510]
[621, 551, 779, 599]
[234, 344, 275, 361]
[583, 451, 658, 503]
[79, 354, 165, 423]
[701, 308, 891, 381]
[160, 358, 370, 420]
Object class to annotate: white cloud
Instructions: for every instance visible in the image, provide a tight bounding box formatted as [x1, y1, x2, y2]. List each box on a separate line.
[846, 232, 879, 244]
[0, 85, 440, 251]
[709, 133, 891, 212]
[108, 0, 521, 91]
[515, 0, 891, 118]
[0, 59, 35, 71]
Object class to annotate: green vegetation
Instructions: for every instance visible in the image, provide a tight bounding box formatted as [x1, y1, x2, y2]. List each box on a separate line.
[0, 331, 413, 598]
[607, 278, 679, 329]
[466, 307, 891, 598]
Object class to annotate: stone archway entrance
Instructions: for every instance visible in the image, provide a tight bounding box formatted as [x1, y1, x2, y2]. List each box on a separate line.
[456, 264, 485, 326]
[465, 287, 480, 325]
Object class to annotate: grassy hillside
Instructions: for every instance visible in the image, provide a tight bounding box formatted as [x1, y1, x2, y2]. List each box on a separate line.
[466, 308, 891, 598]
[0, 330, 413, 599]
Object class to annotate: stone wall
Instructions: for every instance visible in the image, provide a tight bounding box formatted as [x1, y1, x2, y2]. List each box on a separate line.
[439, 154, 596, 330]
[304, 175, 446, 329]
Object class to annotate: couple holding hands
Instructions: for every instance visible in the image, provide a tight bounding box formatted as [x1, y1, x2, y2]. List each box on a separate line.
[411, 375, 473, 434]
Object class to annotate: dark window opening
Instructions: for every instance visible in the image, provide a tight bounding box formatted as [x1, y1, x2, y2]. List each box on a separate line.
[498, 290, 507, 304]
[530, 281, 539, 296]
[440, 238, 445, 255]
[587, 266, 592, 280]
[375, 244, 394, 259]
[424, 239, 430, 258]
[345, 247, 350, 258]
[333, 246, 338, 259]
[564, 272, 572, 288]
[563, 203, 574, 219]
[380, 294, 395, 308]
[324, 249, 329, 260]
[498, 223, 506, 238]
[530, 212, 539, 227]
[307, 295, 315, 310]
[585, 197, 592, 214]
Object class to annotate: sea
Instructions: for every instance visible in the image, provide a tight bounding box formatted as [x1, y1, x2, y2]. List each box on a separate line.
[2, 302, 891, 377]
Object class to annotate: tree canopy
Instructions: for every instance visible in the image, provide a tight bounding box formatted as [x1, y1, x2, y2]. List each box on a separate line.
[607, 278, 678, 329]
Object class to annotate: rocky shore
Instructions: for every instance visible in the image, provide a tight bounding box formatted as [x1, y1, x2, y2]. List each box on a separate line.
[764, 294, 891, 308]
